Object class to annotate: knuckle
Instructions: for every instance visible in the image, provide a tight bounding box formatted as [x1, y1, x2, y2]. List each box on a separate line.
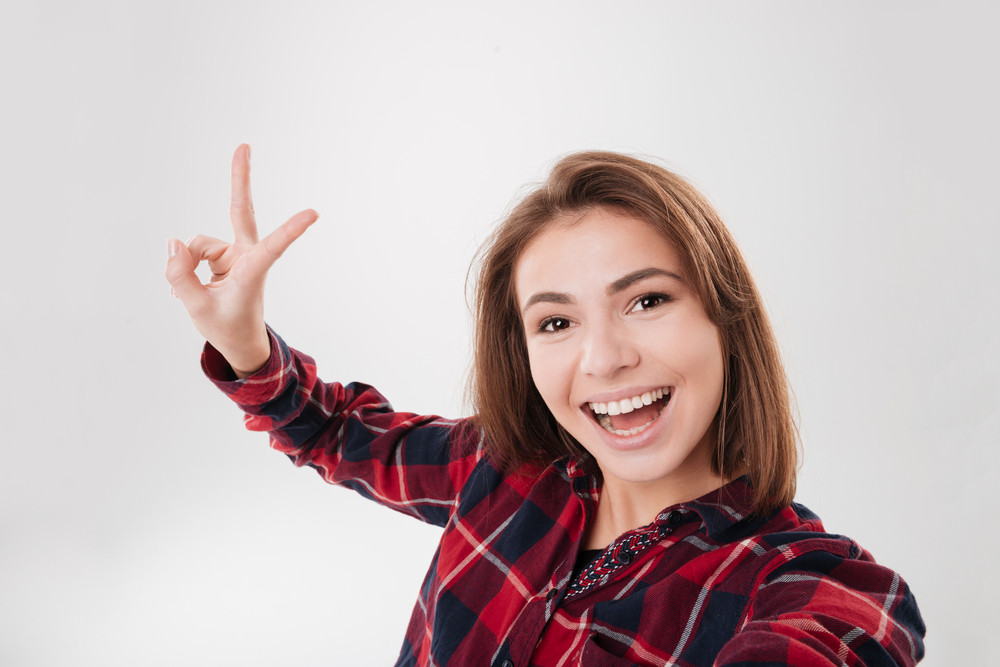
[164, 261, 183, 283]
[261, 236, 283, 258]
[186, 298, 210, 319]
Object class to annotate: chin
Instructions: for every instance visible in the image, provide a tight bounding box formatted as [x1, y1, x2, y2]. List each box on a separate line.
[576, 415, 720, 496]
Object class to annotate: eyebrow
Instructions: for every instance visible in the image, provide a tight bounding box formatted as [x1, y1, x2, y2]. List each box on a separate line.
[521, 267, 683, 313]
[608, 268, 683, 295]
[521, 291, 576, 313]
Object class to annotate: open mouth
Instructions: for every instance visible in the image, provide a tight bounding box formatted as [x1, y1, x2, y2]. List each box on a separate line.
[587, 388, 671, 437]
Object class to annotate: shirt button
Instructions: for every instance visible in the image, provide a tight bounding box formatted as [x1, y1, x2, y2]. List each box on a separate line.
[668, 510, 683, 524]
[618, 551, 632, 565]
[546, 588, 558, 601]
[501, 660, 515, 667]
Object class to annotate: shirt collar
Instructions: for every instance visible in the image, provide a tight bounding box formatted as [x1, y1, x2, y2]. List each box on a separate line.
[675, 477, 756, 540]
[557, 456, 758, 540]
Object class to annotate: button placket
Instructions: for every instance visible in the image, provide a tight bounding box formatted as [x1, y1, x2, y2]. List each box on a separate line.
[567, 527, 664, 598]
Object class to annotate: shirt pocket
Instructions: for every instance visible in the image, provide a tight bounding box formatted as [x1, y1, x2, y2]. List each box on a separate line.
[578, 631, 656, 666]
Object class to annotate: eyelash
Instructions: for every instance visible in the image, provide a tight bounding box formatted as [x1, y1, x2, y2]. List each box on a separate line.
[537, 317, 571, 333]
[631, 292, 672, 312]
[535, 293, 673, 333]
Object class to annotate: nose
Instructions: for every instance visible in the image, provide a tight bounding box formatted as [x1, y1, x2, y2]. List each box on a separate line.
[579, 318, 639, 379]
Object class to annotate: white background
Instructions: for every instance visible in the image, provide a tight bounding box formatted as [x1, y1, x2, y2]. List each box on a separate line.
[1, 1, 996, 665]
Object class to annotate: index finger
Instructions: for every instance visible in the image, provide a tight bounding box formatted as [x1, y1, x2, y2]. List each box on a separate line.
[244, 208, 319, 276]
[229, 143, 260, 245]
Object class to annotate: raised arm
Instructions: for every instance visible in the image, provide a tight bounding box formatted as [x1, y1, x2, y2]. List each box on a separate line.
[166, 146, 483, 524]
[165, 144, 318, 377]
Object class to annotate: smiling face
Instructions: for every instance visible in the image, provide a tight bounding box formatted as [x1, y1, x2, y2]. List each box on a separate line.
[516, 208, 726, 504]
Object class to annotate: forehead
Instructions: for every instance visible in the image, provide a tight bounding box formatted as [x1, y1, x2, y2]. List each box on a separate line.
[515, 209, 684, 299]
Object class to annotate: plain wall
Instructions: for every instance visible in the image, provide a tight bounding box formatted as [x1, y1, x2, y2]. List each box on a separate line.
[1, 1, 996, 664]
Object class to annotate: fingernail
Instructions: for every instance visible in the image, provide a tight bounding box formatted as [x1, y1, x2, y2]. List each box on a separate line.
[246, 144, 251, 163]
[170, 286, 177, 298]
[167, 239, 179, 258]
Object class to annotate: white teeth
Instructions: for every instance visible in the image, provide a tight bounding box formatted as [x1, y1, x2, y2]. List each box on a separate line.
[587, 388, 670, 417]
[589, 388, 672, 436]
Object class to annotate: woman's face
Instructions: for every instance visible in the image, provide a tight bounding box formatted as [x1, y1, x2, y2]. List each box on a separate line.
[515, 209, 725, 498]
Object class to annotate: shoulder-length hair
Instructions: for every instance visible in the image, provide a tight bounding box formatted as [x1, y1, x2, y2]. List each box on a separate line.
[468, 151, 797, 515]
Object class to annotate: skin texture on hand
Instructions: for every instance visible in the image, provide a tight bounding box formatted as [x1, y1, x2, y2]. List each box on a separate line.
[165, 144, 319, 378]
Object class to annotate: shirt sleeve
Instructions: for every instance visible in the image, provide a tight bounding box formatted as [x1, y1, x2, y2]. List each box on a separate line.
[715, 539, 926, 666]
[201, 327, 483, 528]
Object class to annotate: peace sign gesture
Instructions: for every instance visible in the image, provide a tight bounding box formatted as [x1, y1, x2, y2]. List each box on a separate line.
[165, 144, 318, 377]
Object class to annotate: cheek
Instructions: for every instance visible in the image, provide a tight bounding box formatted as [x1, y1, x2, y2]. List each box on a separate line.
[674, 322, 725, 395]
[526, 344, 573, 410]
[697, 330, 726, 407]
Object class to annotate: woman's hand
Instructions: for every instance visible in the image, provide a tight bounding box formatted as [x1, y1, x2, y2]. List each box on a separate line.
[165, 144, 318, 377]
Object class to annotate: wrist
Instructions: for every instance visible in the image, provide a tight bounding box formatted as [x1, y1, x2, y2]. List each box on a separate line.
[231, 353, 270, 379]
[220, 330, 272, 379]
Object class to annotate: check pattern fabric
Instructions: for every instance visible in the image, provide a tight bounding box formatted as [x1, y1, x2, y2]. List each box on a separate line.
[203, 330, 925, 667]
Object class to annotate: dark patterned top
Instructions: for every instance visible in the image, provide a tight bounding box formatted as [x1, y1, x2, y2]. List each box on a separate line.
[203, 328, 925, 666]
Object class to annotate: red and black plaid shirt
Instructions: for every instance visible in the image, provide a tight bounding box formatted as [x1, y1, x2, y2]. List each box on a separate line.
[203, 330, 925, 666]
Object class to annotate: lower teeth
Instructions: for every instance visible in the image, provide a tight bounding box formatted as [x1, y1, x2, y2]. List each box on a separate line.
[597, 397, 668, 436]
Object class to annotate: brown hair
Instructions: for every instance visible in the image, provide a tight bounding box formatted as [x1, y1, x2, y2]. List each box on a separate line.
[468, 151, 797, 514]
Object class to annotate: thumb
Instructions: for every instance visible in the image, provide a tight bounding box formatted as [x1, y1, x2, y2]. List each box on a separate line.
[165, 238, 208, 311]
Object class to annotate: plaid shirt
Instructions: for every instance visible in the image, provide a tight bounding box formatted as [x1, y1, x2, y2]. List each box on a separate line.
[203, 330, 925, 666]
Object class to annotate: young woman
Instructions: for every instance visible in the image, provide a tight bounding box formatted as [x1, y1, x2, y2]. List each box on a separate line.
[166, 145, 925, 666]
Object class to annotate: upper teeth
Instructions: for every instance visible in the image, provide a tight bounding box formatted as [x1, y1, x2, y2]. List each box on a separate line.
[589, 388, 667, 416]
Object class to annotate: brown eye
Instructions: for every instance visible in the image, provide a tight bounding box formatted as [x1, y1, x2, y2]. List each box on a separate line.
[631, 293, 671, 313]
[540, 317, 571, 333]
